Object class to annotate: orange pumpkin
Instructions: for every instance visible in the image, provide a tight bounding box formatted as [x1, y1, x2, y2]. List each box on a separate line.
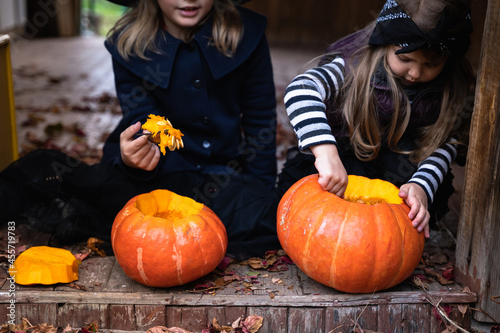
[277, 174, 425, 293]
[112, 189, 228, 287]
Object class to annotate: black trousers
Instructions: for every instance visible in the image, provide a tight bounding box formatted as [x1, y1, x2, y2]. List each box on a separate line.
[0, 149, 280, 259]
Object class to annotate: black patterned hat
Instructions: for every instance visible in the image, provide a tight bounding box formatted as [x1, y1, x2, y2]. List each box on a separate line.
[368, 0, 472, 56]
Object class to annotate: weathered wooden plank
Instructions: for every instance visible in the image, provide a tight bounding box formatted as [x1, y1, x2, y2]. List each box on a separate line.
[56, 303, 103, 328]
[165, 307, 207, 332]
[37, 304, 57, 326]
[455, 0, 500, 324]
[15, 304, 40, 326]
[377, 304, 403, 333]
[325, 306, 378, 333]
[1, 304, 62, 327]
[55, 256, 115, 292]
[0, 289, 477, 307]
[250, 268, 301, 297]
[0, 302, 474, 332]
[247, 307, 288, 333]
[298, 269, 337, 296]
[288, 307, 325, 333]
[109, 305, 136, 330]
[205, 306, 246, 327]
[402, 304, 431, 333]
[104, 257, 153, 293]
[135, 305, 166, 331]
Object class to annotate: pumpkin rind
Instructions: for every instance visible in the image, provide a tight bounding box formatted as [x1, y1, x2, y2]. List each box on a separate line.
[8, 246, 79, 285]
[277, 174, 425, 293]
[111, 189, 228, 288]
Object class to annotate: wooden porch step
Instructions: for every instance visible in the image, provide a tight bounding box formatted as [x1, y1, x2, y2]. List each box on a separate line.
[1, 254, 477, 333]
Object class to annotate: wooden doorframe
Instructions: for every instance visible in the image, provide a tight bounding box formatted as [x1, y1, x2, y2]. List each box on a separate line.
[455, 0, 500, 324]
[0, 34, 18, 170]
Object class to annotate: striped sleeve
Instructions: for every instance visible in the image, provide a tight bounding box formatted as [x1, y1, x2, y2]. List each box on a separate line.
[407, 140, 458, 205]
[284, 57, 346, 153]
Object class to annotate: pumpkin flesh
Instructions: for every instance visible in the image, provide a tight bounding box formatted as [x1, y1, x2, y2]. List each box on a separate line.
[112, 189, 228, 288]
[9, 246, 79, 285]
[277, 174, 425, 293]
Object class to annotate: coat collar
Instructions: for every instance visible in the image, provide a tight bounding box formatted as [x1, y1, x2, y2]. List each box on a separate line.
[105, 7, 267, 89]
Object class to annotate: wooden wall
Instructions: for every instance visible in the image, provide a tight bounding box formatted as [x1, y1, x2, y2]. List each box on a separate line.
[244, 0, 487, 72]
[455, 0, 500, 323]
[244, 0, 384, 47]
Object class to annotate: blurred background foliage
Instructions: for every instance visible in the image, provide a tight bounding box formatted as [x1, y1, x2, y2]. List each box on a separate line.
[81, 0, 127, 36]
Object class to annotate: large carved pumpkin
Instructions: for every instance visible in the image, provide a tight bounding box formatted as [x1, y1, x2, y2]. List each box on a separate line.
[277, 174, 425, 293]
[112, 189, 228, 287]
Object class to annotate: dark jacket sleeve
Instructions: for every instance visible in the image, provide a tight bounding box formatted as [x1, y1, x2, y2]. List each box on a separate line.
[101, 57, 163, 181]
[238, 32, 277, 188]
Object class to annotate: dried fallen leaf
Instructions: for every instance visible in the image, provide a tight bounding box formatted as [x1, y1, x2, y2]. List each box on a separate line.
[231, 317, 242, 329]
[217, 256, 235, 271]
[74, 250, 91, 262]
[440, 326, 458, 333]
[457, 304, 468, 317]
[442, 267, 455, 281]
[66, 282, 87, 291]
[241, 315, 263, 333]
[87, 237, 106, 257]
[353, 328, 383, 333]
[0, 318, 32, 333]
[428, 253, 448, 265]
[424, 267, 454, 285]
[61, 324, 73, 333]
[30, 322, 57, 333]
[209, 318, 233, 333]
[271, 278, 283, 285]
[146, 326, 194, 333]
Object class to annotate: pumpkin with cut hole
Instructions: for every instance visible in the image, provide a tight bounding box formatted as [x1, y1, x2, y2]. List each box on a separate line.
[277, 174, 425, 293]
[111, 189, 228, 287]
[9, 246, 79, 285]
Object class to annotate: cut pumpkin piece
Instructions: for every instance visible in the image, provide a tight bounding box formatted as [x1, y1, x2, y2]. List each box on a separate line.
[9, 246, 79, 285]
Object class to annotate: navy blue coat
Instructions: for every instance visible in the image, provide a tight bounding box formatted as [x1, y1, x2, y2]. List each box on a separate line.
[102, 7, 277, 188]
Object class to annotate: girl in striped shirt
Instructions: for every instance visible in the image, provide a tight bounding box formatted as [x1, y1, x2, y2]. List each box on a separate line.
[281, 0, 475, 238]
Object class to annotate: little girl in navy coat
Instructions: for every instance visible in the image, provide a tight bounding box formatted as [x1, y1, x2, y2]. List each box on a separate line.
[0, 0, 280, 258]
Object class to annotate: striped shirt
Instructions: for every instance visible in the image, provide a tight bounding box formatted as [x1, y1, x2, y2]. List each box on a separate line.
[284, 57, 456, 204]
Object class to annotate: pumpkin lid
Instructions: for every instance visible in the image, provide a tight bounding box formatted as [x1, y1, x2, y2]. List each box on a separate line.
[9, 246, 79, 285]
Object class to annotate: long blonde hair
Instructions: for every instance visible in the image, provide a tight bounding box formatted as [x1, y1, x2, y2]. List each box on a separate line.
[107, 0, 243, 61]
[340, 0, 474, 162]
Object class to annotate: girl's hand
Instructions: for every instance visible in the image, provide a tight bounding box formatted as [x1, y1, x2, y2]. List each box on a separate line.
[120, 121, 161, 171]
[399, 183, 430, 238]
[310, 144, 348, 197]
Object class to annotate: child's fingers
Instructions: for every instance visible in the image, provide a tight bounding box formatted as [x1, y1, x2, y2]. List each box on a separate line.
[330, 180, 347, 198]
[142, 144, 161, 171]
[398, 187, 408, 199]
[121, 121, 142, 141]
[317, 174, 347, 197]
